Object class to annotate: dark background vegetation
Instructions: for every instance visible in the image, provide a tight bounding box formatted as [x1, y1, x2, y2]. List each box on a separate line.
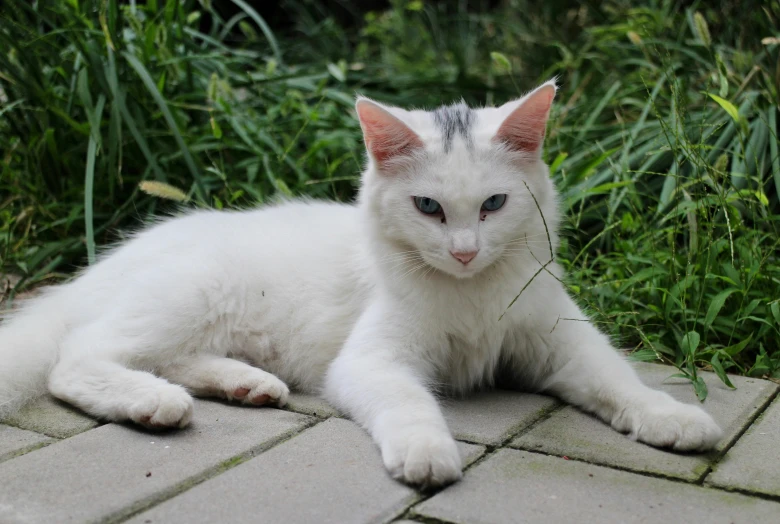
[1, 0, 778, 397]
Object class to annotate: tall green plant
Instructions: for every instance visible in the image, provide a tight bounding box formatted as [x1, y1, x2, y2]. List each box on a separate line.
[1, 0, 363, 290]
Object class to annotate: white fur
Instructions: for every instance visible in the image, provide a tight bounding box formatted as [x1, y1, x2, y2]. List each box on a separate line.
[0, 82, 721, 486]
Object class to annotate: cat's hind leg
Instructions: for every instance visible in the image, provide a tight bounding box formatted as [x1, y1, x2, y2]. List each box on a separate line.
[160, 356, 289, 407]
[48, 324, 194, 429]
[49, 359, 193, 429]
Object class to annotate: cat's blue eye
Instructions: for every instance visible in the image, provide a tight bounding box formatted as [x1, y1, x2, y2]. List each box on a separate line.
[481, 194, 507, 212]
[413, 196, 443, 215]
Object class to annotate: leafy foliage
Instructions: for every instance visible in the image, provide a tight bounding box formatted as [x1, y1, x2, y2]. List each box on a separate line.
[1, 0, 779, 397]
[1, 0, 363, 287]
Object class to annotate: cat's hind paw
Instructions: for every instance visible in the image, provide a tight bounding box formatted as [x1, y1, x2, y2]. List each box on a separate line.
[381, 427, 462, 488]
[616, 395, 722, 452]
[130, 384, 194, 429]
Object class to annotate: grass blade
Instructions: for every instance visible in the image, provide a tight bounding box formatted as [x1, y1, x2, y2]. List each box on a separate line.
[84, 95, 107, 265]
[229, 0, 282, 64]
[769, 107, 779, 198]
[123, 51, 206, 201]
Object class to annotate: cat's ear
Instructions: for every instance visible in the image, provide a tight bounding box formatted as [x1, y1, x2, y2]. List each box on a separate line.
[492, 80, 557, 155]
[355, 98, 424, 169]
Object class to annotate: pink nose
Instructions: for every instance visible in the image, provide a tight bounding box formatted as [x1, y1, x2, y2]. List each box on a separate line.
[451, 250, 478, 265]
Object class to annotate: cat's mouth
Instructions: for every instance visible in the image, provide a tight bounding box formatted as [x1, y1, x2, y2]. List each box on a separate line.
[435, 257, 485, 279]
[411, 249, 490, 280]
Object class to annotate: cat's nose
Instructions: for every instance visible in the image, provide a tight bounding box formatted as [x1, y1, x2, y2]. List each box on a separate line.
[450, 250, 478, 265]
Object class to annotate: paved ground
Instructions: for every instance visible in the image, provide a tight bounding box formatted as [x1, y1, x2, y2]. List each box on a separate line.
[1, 362, 779, 523]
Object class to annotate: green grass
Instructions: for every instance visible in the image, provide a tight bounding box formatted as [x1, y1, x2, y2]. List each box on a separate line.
[1, 0, 779, 398]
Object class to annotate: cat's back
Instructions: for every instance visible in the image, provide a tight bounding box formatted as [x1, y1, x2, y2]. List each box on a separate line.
[99, 199, 360, 264]
[157, 199, 358, 247]
[76, 199, 368, 304]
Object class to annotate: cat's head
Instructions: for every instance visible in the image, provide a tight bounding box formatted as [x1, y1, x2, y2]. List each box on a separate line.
[357, 81, 560, 280]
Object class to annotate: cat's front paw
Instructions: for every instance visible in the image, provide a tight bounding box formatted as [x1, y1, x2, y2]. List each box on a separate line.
[380, 427, 462, 488]
[614, 394, 722, 451]
[225, 370, 289, 407]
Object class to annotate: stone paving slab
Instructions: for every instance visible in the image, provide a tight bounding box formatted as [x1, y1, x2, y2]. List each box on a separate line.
[413, 448, 780, 524]
[129, 418, 484, 524]
[706, 396, 780, 497]
[513, 406, 712, 481]
[511, 363, 777, 480]
[0, 387, 560, 449]
[0, 401, 312, 523]
[2, 361, 778, 523]
[633, 363, 779, 452]
[442, 391, 559, 446]
[1, 395, 100, 438]
[1, 388, 558, 448]
[0, 424, 52, 463]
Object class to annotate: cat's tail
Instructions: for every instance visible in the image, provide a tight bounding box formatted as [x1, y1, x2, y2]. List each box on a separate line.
[0, 286, 69, 419]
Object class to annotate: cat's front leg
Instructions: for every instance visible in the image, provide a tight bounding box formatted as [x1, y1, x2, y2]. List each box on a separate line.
[513, 287, 722, 451]
[324, 304, 461, 487]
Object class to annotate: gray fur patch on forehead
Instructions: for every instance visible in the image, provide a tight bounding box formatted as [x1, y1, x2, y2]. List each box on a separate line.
[432, 102, 475, 153]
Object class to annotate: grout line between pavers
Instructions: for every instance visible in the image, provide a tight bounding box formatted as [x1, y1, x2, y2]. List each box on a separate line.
[384, 493, 426, 523]
[11, 422, 106, 440]
[394, 402, 566, 523]
[518, 446, 709, 484]
[400, 441, 780, 524]
[0, 396, 107, 438]
[697, 387, 780, 486]
[78, 384, 780, 524]
[498, 382, 780, 487]
[23, 423, 106, 440]
[699, 483, 780, 504]
[503, 401, 565, 444]
[397, 514, 460, 524]
[0, 440, 57, 465]
[105, 416, 324, 524]
[402, 388, 780, 522]
[457, 401, 566, 460]
[517, 443, 780, 504]
[282, 404, 342, 420]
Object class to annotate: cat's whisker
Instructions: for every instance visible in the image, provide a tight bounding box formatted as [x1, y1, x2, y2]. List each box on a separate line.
[378, 251, 422, 263]
[507, 232, 551, 240]
[419, 264, 436, 283]
[388, 258, 418, 276]
[379, 249, 420, 258]
[380, 251, 423, 263]
[395, 260, 430, 283]
[503, 244, 548, 250]
[504, 238, 552, 245]
[410, 263, 434, 287]
[382, 258, 424, 270]
[383, 257, 423, 270]
[386, 256, 425, 273]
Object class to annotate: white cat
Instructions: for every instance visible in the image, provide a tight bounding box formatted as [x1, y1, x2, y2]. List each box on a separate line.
[0, 81, 721, 487]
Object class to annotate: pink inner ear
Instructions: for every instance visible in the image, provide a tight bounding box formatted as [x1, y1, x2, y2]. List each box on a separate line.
[494, 84, 555, 153]
[356, 100, 423, 165]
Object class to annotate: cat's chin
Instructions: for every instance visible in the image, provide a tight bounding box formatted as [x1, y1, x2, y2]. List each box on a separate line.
[413, 259, 479, 280]
[437, 262, 484, 280]
[450, 271, 479, 280]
